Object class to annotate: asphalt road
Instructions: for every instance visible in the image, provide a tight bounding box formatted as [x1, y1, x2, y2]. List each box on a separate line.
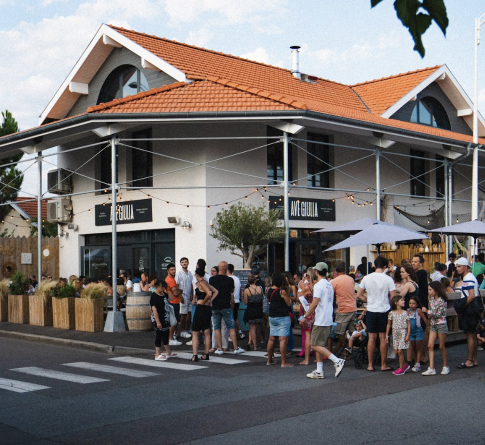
[1, 337, 484, 445]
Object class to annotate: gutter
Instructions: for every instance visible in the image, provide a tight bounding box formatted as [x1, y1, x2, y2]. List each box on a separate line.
[0, 110, 474, 153]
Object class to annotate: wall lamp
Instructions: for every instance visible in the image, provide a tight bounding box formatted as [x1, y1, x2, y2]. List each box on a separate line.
[181, 221, 192, 230]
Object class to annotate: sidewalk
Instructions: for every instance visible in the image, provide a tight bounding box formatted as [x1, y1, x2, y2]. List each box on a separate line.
[0, 322, 303, 355]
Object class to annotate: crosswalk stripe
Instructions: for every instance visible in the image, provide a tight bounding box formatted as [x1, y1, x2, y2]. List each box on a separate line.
[109, 356, 207, 371]
[0, 377, 50, 393]
[62, 362, 159, 377]
[241, 351, 268, 357]
[174, 352, 248, 365]
[10, 367, 109, 384]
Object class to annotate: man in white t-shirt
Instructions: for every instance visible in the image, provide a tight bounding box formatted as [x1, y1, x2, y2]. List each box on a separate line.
[300, 262, 345, 379]
[356, 255, 396, 372]
[227, 264, 244, 339]
[455, 257, 480, 369]
[176, 257, 193, 339]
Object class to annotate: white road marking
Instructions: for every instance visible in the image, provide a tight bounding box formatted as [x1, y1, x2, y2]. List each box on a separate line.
[0, 377, 50, 393]
[10, 367, 109, 384]
[109, 356, 207, 371]
[62, 362, 159, 377]
[174, 352, 248, 365]
[241, 351, 268, 357]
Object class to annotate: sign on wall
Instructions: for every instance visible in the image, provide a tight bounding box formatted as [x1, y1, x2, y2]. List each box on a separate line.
[95, 198, 153, 226]
[269, 198, 335, 221]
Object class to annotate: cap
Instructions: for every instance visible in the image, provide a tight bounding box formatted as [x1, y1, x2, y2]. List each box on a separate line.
[314, 262, 328, 272]
[251, 266, 260, 275]
[455, 257, 469, 266]
[354, 272, 363, 281]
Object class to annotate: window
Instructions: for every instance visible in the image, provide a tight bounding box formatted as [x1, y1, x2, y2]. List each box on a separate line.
[410, 96, 451, 130]
[97, 65, 149, 105]
[267, 127, 292, 184]
[307, 133, 330, 188]
[410, 149, 427, 196]
[131, 129, 153, 188]
[435, 155, 445, 197]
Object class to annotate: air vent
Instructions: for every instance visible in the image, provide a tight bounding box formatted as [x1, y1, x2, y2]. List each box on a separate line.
[46, 198, 72, 224]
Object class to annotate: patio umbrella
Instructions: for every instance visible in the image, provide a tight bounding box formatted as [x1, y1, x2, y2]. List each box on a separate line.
[324, 222, 428, 254]
[314, 217, 393, 235]
[429, 219, 485, 274]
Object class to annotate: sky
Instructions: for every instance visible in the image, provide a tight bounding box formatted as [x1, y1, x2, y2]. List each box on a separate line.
[0, 0, 484, 196]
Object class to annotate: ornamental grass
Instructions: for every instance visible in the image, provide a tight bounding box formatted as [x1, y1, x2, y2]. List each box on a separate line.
[0, 278, 9, 300]
[80, 283, 108, 301]
[34, 279, 58, 302]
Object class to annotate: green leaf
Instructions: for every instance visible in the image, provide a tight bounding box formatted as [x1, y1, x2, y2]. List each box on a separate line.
[395, 0, 432, 57]
[422, 0, 448, 35]
[371, 0, 385, 7]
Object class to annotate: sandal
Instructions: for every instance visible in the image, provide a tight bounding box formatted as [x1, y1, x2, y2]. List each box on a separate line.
[457, 362, 474, 369]
[190, 355, 198, 362]
[200, 353, 209, 360]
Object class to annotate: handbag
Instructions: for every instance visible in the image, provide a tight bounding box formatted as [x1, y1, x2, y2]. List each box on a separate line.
[168, 304, 177, 327]
[454, 289, 468, 315]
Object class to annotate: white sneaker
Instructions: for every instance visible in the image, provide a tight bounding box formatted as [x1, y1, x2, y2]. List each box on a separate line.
[169, 340, 182, 346]
[239, 332, 246, 339]
[186, 340, 193, 346]
[334, 359, 345, 378]
[306, 370, 324, 379]
[422, 368, 436, 376]
[233, 347, 245, 354]
[441, 366, 450, 375]
[228, 337, 233, 342]
[180, 331, 190, 338]
[155, 355, 167, 361]
[214, 349, 224, 355]
[412, 363, 421, 372]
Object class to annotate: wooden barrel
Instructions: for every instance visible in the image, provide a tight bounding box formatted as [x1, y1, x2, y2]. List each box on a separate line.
[125, 291, 152, 331]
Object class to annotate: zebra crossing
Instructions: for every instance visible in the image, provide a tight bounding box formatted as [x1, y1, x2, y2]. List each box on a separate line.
[1, 351, 262, 394]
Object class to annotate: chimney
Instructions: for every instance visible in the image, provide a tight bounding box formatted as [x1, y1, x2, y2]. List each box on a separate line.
[290, 46, 301, 80]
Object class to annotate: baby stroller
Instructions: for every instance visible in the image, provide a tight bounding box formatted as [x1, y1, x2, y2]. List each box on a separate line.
[348, 335, 381, 369]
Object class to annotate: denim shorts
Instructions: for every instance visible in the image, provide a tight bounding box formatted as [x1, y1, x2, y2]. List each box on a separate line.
[269, 316, 291, 337]
[409, 326, 424, 341]
[212, 308, 235, 331]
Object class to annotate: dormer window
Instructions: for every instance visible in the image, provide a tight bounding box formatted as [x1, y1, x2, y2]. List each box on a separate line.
[97, 65, 149, 105]
[410, 96, 450, 130]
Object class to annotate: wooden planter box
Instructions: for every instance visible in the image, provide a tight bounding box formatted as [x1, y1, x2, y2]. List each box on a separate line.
[8, 294, 29, 324]
[29, 295, 53, 326]
[0, 298, 7, 322]
[52, 297, 75, 330]
[75, 298, 104, 332]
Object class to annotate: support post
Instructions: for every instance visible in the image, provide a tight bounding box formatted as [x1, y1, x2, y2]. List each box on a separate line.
[37, 152, 42, 281]
[448, 164, 454, 253]
[376, 148, 381, 221]
[104, 136, 126, 332]
[444, 158, 449, 255]
[283, 132, 290, 271]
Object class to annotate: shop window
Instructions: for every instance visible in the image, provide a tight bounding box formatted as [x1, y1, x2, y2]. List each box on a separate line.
[307, 132, 330, 188]
[410, 96, 451, 130]
[267, 127, 292, 184]
[97, 65, 149, 105]
[131, 129, 153, 188]
[410, 149, 427, 196]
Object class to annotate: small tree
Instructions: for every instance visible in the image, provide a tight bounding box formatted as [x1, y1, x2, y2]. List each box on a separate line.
[210, 203, 285, 268]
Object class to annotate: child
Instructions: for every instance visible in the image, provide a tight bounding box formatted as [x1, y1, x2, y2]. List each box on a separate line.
[150, 279, 178, 361]
[421, 281, 449, 375]
[345, 320, 367, 354]
[407, 297, 428, 372]
[386, 295, 411, 375]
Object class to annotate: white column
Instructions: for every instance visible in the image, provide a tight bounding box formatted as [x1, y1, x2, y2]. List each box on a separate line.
[376, 148, 381, 221]
[37, 152, 42, 281]
[283, 132, 290, 271]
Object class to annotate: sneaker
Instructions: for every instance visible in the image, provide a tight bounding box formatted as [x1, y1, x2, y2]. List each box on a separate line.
[214, 349, 224, 355]
[239, 332, 246, 339]
[169, 340, 182, 346]
[233, 347, 245, 354]
[345, 347, 353, 355]
[441, 366, 450, 375]
[412, 363, 421, 372]
[478, 346, 484, 351]
[173, 334, 177, 340]
[186, 340, 193, 346]
[155, 355, 167, 361]
[228, 337, 233, 342]
[334, 359, 345, 378]
[422, 368, 436, 376]
[306, 370, 324, 379]
[402, 363, 410, 374]
[180, 331, 191, 338]
[392, 368, 404, 375]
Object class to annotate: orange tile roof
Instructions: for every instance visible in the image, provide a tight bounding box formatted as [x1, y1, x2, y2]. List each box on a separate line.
[109, 26, 367, 115]
[14, 197, 48, 220]
[351, 66, 442, 115]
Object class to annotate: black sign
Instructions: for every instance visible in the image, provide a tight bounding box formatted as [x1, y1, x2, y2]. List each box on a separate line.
[270, 198, 335, 221]
[95, 198, 152, 226]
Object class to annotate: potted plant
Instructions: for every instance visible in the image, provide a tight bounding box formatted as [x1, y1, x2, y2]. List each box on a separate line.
[29, 279, 57, 326]
[7, 271, 30, 324]
[75, 283, 107, 332]
[0, 278, 9, 322]
[51, 281, 77, 330]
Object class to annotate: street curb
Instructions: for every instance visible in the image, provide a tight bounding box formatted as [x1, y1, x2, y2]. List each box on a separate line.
[0, 329, 114, 354]
[113, 346, 153, 355]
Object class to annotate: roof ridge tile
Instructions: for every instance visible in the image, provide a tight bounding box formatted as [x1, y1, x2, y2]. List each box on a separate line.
[350, 65, 442, 87]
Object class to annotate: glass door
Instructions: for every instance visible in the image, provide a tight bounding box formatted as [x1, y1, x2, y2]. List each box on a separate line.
[81, 246, 111, 279]
[133, 245, 150, 278]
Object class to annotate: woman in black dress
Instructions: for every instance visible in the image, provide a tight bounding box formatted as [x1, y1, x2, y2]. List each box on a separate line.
[243, 274, 264, 350]
[190, 267, 218, 361]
